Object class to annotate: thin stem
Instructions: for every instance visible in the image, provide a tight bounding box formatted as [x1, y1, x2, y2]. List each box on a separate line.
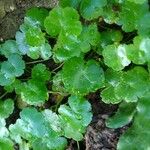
[52, 62, 64, 72]
[26, 59, 47, 65]
[48, 91, 64, 95]
[77, 141, 80, 150]
[0, 92, 8, 99]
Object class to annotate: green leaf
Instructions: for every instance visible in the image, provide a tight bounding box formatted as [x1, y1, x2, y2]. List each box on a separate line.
[1, 54, 25, 78]
[117, 97, 150, 150]
[100, 30, 123, 48]
[138, 12, 150, 36]
[58, 95, 92, 141]
[21, 17, 40, 32]
[32, 138, 67, 150]
[26, 7, 49, 28]
[27, 43, 52, 60]
[0, 72, 15, 86]
[51, 23, 100, 62]
[15, 31, 29, 55]
[40, 43, 52, 60]
[0, 99, 14, 119]
[127, 0, 147, 4]
[101, 86, 121, 104]
[79, 24, 100, 52]
[20, 80, 48, 105]
[9, 108, 47, 140]
[42, 110, 62, 133]
[9, 108, 67, 150]
[0, 40, 21, 58]
[115, 67, 150, 102]
[27, 46, 40, 59]
[0, 138, 14, 150]
[101, 69, 123, 104]
[106, 102, 136, 128]
[26, 27, 45, 47]
[104, 69, 122, 87]
[102, 44, 131, 71]
[118, 1, 149, 32]
[59, 0, 81, 8]
[44, 7, 82, 37]
[53, 24, 100, 61]
[31, 63, 51, 82]
[0, 119, 14, 149]
[62, 57, 105, 95]
[68, 96, 92, 126]
[53, 33, 82, 62]
[101, 67, 150, 104]
[126, 36, 150, 64]
[17, 64, 50, 105]
[0, 119, 9, 138]
[80, 0, 107, 20]
[102, 1, 120, 24]
[4, 79, 21, 93]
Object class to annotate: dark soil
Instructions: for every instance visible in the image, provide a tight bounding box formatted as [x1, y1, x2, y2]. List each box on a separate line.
[0, 0, 58, 41]
[0, 1, 128, 149]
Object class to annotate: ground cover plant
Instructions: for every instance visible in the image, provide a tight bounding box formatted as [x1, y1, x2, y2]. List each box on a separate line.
[0, 0, 150, 149]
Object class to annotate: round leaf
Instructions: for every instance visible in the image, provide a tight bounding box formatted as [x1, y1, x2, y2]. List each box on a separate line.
[62, 57, 105, 95]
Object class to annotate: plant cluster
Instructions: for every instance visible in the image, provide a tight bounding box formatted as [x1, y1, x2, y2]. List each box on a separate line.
[0, 0, 150, 149]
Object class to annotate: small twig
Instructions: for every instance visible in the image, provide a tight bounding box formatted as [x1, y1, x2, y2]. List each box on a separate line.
[54, 98, 64, 112]
[26, 59, 47, 65]
[0, 92, 8, 99]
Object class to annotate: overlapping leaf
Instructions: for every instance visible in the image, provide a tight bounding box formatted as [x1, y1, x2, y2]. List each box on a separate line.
[0, 54, 25, 86]
[126, 36, 150, 64]
[117, 97, 150, 150]
[102, 1, 120, 24]
[9, 95, 92, 149]
[118, 1, 149, 32]
[137, 12, 150, 36]
[0, 40, 21, 58]
[100, 30, 123, 48]
[79, 24, 100, 52]
[0, 138, 14, 150]
[17, 64, 50, 105]
[0, 99, 14, 119]
[115, 67, 150, 103]
[9, 108, 67, 150]
[16, 16, 52, 60]
[0, 72, 15, 86]
[1, 54, 25, 78]
[26, 7, 49, 28]
[26, 27, 45, 47]
[0, 99, 14, 150]
[53, 24, 100, 62]
[53, 33, 83, 62]
[80, 0, 107, 20]
[127, 0, 147, 4]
